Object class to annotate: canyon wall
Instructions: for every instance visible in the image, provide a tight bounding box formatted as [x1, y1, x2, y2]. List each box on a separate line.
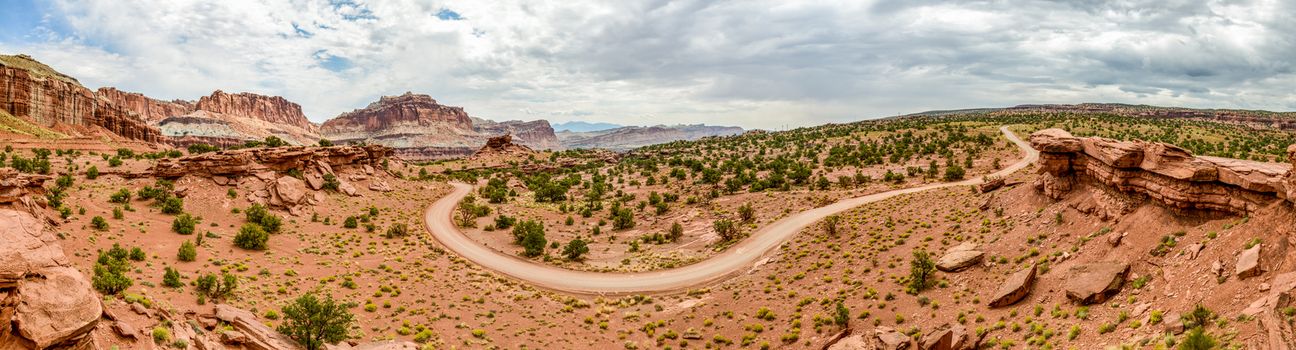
[96, 87, 194, 124]
[1030, 128, 1293, 215]
[0, 55, 162, 143]
[195, 90, 314, 130]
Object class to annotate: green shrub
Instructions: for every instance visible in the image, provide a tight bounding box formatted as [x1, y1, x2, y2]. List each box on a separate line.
[91, 245, 133, 294]
[234, 223, 269, 250]
[85, 166, 99, 179]
[195, 273, 238, 300]
[277, 293, 355, 350]
[178, 240, 197, 262]
[172, 214, 198, 235]
[384, 223, 409, 238]
[91, 216, 109, 231]
[160, 196, 184, 215]
[906, 250, 935, 294]
[563, 238, 589, 261]
[162, 267, 183, 288]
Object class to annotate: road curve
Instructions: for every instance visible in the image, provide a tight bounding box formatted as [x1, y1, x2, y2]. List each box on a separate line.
[423, 126, 1039, 295]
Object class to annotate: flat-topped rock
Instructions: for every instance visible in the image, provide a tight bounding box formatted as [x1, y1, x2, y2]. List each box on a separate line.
[1064, 262, 1129, 305]
[936, 243, 983, 272]
[1236, 244, 1263, 279]
[1029, 128, 1082, 153]
[989, 264, 1036, 307]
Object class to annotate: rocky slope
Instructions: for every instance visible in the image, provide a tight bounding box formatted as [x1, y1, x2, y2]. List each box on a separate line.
[0, 54, 163, 143]
[156, 90, 322, 147]
[556, 124, 744, 150]
[1030, 128, 1292, 216]
[320, 92, 561, 160]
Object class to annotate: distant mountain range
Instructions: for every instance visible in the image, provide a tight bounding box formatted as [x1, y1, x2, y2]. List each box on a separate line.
[557, 124, 745, 151]
[552, 121, 624, 132]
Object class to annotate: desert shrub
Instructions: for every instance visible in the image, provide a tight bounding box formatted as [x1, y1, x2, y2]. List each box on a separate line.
[178, 240, 197, 262]
[321, 173, 339, 191]
[343, 216, 358, 228]
[86, 166, 99, 179]
[91, 216, 109, 231]
[668, 222, 684, 241]
[277, 293, 355, 350]
[384, 223, 409, 238]
[610, 204, 635, 230]
[824, 215, 841, 236]
[234, 223, 269, 250]
[162, 267, 183, 288]
[264, 136, 288, 147]
[187, 143, 219, 154]
[129, 247, 146, 261]
[318, 139, 333, 147]
[563, 238, 589, 261]
[195, 273, 238, 300]
[738, 203, 754, 222]
[494, 214, 516, 229]
[1179, 327, 1216, 350]
[714, 219, 739, 241]
[160, 196, 184, 215]
[172, 214, 198, 235]
[109, 188, 131, 203]
[906, 250, 936, 294]
[91, 245, 133, 294]
[244, 204, 282, 233]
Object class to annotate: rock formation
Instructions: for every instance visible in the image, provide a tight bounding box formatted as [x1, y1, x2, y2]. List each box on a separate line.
[988, 264, 1036, 308]
[1062, 262, 1129, 305]
[319, 92, 560, 160]
[1030, 128, 1291, 215]
[1, 209, 102, 349]
[471, 134, 535, 159]
[472, 118, 562, 150]
[935, 243, 983, 272]
[559, 124, 744, 151]
[196, 90, 315, 130]
[0, 54, 163, 143]
[95, 87, 194, 124]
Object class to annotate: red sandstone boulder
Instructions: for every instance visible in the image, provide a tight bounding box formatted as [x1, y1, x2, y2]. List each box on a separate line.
[1140, 143, 1218, 181]
[1029, 128, 1082, 153]
[1063, 262, 1129, 305]
[989, 264, 1036, 307]
[1, 209, 101, 349]
[1081, 137, 1144, 168]
[214, 304, 302, 350]
[1236, 244, 1263, 279]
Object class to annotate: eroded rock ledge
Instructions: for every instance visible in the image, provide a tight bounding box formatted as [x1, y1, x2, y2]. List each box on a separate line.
[1030, 128, 1292, 214]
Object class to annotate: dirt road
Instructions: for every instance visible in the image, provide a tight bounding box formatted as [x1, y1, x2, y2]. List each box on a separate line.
[423, 126, 1039, 294]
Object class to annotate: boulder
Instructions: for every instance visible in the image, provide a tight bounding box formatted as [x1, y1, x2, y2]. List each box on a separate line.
[919, 328, 953, 350]
[112, 320, 140, 339]
[273, 176, 308, 206]
[1204, 156, 1288, 193]
[1063, 262, 1129, 305]
[214, 304, 301, 350]
[1081, 137, 1144, 168]
[304, 170, 324, 190]
[1164, 312, 1184, 334]
[1236, 244, 1263, 279]
[1029, 128, 1082, 153]
[369, 180, 393, 192]
[936, 243, 983, 272]
[0, 168, 49, 204]
[873, 327, 910, 350]
[13, 267, 102, 348]
[989, 264, 1036, 308]
[978, 176, 1006, 193]
[339, 180, 359, 197]
[350, 341, 421, 350]
[1139, 143, 1218, 181]
[825, 334, 869, 350]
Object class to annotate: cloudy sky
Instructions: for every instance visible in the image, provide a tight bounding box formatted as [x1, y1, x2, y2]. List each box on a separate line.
[2, 0, 1294, 129]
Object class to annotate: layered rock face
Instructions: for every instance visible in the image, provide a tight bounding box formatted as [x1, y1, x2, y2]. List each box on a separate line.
[472, 118, 562, 150]
[320, 92, 560, 160]
[96, 87, 194, 124]
[152, 144, 391, 215]
[196, 90, 314, 130]
[1030, 128, 1292, 214]
[0, 55, 163, 143]
[1, 210, 103, 349]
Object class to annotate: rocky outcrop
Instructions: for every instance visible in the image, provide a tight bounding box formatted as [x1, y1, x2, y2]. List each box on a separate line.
[1237, 244, 1263, 279]
[1062, 262, 1129, 305]
[471, 134, 535, 159]
[96, 87, 194, 124]
[320, 92, 557, 160]
[1030, 128, 1291, 214]
[0, 168, 48, 205]
[1, 209, 102, 349]
[214, 304, 302, 350]
[935, 243, 983, 272]
[472, 118, 561, 150]
[0, 55, 163, 143]
[988, 264, 1036, 308]
[196, 90, 314, 130]
[151, 145, 389, 178]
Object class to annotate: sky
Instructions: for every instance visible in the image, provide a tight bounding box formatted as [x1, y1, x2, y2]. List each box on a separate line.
[2, 0, 1294, 130]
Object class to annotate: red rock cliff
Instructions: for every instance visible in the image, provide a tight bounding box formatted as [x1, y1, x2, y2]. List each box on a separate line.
[96, 87, 194, 124]
[0, 55, 162, 143]
[320, 92, 474, 138]
[195, 90, 314, 130]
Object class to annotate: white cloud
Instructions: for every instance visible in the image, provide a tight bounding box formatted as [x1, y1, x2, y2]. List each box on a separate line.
[1, 0, 1294, 130]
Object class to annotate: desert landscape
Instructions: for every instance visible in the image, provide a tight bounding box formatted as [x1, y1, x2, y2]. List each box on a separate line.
[4, 2, 1296, 350]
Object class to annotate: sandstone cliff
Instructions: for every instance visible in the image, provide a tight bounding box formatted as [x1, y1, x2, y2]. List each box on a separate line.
[195, 90, 315, 130]
[0, 54, 163, 143]
[319, 92, 560, 161]
[95, 87, 194, 124]
[1030, 128, 1292, 215]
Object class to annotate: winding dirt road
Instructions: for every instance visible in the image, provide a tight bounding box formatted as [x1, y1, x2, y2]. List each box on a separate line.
[423, 126, 1039, 295]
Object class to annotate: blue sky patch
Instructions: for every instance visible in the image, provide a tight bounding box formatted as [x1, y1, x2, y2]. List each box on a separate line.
[436, 8, 464, 21]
